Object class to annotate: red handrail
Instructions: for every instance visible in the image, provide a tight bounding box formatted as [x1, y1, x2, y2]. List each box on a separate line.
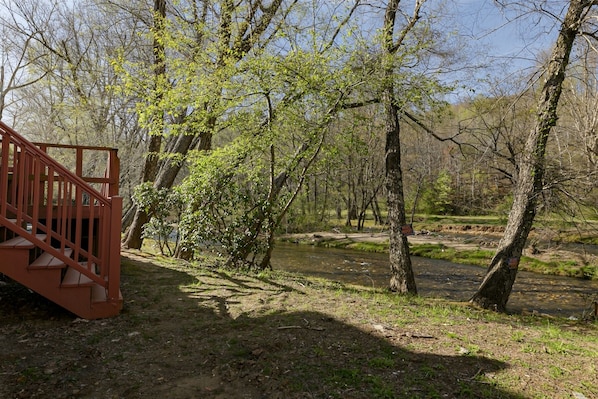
[33, 142, 120, 197]
[0, 120, 121, 302]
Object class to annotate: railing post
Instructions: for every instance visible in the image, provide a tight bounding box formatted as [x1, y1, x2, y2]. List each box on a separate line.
[0, 133, 9, 217]
[108, 149, 119, 197]
[76, 148, 83, 179]
[107, 196, 122, 302]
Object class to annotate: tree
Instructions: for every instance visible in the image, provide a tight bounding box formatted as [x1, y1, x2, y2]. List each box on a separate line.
[555, 42, 598, 216]
[0, 2, 48, 120]
[121, 0, 297, 249]
[381, 0, 425, 294]
[449, 84, 537, 215]
[121, 0, 166, 248]
[332, 106, 386, 230]
[175, 2, 366, 267]
[470, 0, 597, 311]
[0, 0, 148, 203]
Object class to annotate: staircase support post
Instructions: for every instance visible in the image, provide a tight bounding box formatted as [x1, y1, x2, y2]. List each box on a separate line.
[108, 196, 122, 302]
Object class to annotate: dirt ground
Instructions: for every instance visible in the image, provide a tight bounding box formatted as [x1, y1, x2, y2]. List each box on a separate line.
[0, 236, 597, 398]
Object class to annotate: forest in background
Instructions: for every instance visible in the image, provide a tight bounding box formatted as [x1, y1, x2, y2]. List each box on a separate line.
[0, 1, 596, 273]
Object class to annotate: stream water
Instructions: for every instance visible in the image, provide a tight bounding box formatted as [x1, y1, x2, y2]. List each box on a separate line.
[271, 243, 598, 318]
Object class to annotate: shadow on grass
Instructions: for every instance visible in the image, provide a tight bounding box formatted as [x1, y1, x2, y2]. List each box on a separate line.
[0, 253, 523, 399]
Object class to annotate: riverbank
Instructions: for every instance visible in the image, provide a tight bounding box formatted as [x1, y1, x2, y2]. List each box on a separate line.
[280, 227, 598, 280]
[1, 249, 597, 398]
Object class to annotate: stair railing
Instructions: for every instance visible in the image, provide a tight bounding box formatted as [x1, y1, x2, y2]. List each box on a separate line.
[0, 121, 122, 304]
[33, 142, 120, 198]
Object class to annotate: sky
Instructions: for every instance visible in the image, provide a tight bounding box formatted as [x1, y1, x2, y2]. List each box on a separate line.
[447, 0, 566, 98]
[463, 1, 557, 58]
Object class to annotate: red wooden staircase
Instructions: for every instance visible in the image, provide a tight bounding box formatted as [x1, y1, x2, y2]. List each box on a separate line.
[0, 121, 123, 319]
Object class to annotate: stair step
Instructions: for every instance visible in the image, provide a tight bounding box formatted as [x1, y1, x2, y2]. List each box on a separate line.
[0, 234, 47, 249]
[91, 284, 123, 304]
[61, 267, 95, 287]
[77, 261, 100, 275]
[91, 284, 107, 303]
[29, 249, 73, 269]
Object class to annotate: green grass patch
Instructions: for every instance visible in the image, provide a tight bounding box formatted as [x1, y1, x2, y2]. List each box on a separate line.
[415, 214, 505, 226]
[347, 241, 388, 252]
[408, 243, 598, 280]
[409, 243, 493, 267]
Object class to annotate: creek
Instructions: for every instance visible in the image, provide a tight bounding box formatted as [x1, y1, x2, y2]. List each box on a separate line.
[271, 242, 598, 318]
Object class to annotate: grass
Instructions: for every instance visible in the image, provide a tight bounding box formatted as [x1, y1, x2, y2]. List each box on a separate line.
[348, 241, 390, 252]
[1, 250, 597, 398]
[409, 243, 492, 266]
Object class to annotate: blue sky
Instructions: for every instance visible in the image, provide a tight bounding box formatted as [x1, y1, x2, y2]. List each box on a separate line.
[452, 0, 562, 69]
[444, 0, 567, 99]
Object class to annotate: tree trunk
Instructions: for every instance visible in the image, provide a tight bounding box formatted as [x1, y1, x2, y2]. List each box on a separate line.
[372, 198, 383, 225]
[259, 216, 276, 270]
[121, 0, 165, 246]
[357, 209, 366, 231]
[146, 0, 167, 182]
[345, 196, 353, 227]
[470, 0, 588, 311]
[123, 132, 203, 249]
[122, 210, 150, 249]
[385, 92, 417, 294]
[383, 0, 418, 294]
[121, 202, 136, 231]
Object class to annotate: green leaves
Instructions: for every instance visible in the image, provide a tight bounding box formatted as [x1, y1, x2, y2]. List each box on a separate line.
[132, 182, 183, 256]
[119, 1, 459, 264]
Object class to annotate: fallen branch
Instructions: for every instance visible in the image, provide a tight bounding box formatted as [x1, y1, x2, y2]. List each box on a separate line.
[277, 325, 302, 330]
[277, 325, 325, 331]
[399, 332, 435, 339]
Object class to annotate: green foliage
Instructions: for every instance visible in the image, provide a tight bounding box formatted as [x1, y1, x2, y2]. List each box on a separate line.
[420, 170, 455, 215]
[177, 140, 274, 266]
[121, 0, 462, 264]
[279, 209, 331, 234]
[132, 182, 183, 256]
[171, 28, 380, 267]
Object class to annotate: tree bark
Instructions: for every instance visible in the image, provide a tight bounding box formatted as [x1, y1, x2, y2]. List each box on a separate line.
[121, 0, 166, 246]
[382, 0, 421, 294]
[384, 88, 417, 293]
[123, 132, 203, 248]
[470, 0, 590, 311]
